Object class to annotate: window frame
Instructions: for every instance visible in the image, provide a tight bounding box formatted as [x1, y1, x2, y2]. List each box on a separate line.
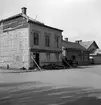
[55, 53, 59, 61]
[33, 31, 40, 46]
[46, 53, 50, 61]
[45, 32, 50, 47]
[55, 35, 59, 48]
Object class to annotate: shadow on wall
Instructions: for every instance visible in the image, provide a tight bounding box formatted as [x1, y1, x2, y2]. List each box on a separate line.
[62, 97, 101, 105]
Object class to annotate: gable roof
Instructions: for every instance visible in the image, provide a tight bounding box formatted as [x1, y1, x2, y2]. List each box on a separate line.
[79, 41, 99, 49]
[0, 13, 22, 23]
[0, 13, 63, 32]
[90, 49, 101, 55]
[62, 40, 87, 51]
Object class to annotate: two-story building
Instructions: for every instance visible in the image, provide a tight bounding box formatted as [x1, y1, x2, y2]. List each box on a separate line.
[0, 7, 63, 69]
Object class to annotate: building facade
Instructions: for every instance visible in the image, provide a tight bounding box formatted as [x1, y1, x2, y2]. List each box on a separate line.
[62, 39, 90, 65]
[0, 7, 63, 69]
[76, 40, 99, 65]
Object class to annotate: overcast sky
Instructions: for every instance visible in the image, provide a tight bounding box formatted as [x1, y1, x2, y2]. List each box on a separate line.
[0, 0, 101, 47]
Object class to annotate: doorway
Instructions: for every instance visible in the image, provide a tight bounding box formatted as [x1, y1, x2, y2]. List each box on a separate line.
[33, 53, 39, 67]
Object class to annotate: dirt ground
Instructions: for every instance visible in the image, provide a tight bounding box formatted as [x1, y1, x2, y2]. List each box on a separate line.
[0, 65, 101, 105]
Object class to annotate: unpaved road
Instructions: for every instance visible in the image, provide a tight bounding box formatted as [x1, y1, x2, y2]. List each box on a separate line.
[0, 65, 101, 105]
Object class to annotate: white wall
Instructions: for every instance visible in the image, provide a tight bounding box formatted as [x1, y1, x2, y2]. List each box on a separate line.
[0, 28, 29, 69]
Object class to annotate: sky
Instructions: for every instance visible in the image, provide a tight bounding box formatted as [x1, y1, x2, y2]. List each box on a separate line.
[0, 0, 101, 47]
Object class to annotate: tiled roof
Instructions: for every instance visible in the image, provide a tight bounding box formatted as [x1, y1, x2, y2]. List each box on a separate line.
[62, 40, 87, 51]
[79, 41, 98, 49]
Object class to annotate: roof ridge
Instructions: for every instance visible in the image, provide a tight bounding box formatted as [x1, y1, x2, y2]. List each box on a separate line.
[80, 40, 94, 43]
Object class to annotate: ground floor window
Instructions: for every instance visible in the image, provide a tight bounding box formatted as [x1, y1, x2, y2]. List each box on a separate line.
[46, 53, 50, 61]
[83, 55, 89, 61]
[55, 53, 59, 61]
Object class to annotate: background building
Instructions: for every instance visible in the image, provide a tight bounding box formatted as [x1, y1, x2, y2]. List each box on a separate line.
[75, 40, 99, 65]
[62, 38, 90, 65]
[76, 40, 99, 53]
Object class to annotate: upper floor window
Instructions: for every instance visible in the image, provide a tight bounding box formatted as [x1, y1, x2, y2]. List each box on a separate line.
[55, 35, 59, 48]
[45, 33, 50, 47]
[33, 31, 39, 45]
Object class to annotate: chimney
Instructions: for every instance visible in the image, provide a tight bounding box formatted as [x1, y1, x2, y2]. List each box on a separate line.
[64, 38, 68, 42]
[75, 40, 82, 43]
[21, 7, 27, 15]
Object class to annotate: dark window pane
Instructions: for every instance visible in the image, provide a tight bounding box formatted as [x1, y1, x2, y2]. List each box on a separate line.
[46, 53, 50, 61]
[55, 35, 59, 48]
[45, 33, 50, 47]
[33, 32, 39, 45]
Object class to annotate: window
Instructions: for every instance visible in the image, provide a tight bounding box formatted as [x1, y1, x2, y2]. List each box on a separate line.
[46, 53, 50, 61]
[55, 35, 59, 48]
[33, 31, 39, 45]
[55, 53, 59, 61]
[83, 54, 89, 61]
[45, 33, 50, 47]
[16, 56, 20, 61]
